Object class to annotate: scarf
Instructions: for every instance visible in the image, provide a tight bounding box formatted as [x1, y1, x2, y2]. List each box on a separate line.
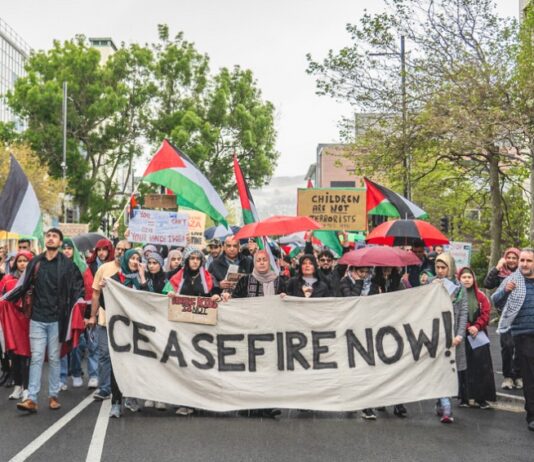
[498, 248, 521, 278]
[170, 267, 213, 295]
[164, 250, 183, 272]
[120, 249, 141, 289]
[62, 238, 87, 274]
[466, 287, 480, 323]
[252, 250, 278, 296]
[497, 270, 527, 333]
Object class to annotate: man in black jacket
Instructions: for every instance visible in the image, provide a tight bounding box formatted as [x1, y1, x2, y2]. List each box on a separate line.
[484, 247, 521, 390]
[208, 236, 253, 292]
[4, 228, 84, 413]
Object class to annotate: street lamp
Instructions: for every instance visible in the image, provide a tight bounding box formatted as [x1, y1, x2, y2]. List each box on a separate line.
[369, 35, 410, 200]
[62, 81, 68, 220]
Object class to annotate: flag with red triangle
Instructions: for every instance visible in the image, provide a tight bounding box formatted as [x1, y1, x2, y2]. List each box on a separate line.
[143, 139, 228, 225]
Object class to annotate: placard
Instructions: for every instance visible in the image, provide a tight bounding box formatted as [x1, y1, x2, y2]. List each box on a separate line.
[168, 295, 218, 325]
[183, 210, 206, 248]
[444, 241, 472, 268]
[297, 188, 366, 231]
[128, 209, 188, 246]
[60, 223, 90, 236]
[144, 194, 177, 210]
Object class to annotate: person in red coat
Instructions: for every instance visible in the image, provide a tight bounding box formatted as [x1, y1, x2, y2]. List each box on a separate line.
[0, 250, 33, 400]
[457, 267, 496, 408]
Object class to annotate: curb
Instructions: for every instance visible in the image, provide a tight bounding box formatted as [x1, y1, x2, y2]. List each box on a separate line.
[494, 392, 525, 413]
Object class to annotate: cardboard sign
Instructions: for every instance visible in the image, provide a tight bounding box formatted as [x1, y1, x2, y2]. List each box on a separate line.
[183, 210, 206, 248]
[129, 209, 188, 246]
[168, 295, 218, 325]
[60, 223, 90, 236]
[297, 188, 366, 231]
[144, 194, 177, 210]
[444, 241, 472, 268]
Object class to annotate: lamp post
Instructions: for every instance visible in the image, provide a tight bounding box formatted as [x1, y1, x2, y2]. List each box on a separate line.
[369, 35, 410, 200]
[62, 81, 68, 219]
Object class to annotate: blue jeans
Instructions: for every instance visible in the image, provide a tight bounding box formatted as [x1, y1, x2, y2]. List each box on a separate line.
[72, 332, 98, 379]
[96, 326, 111, 395]
[28, 320, 61, 401]
[60, 355, 69, 384]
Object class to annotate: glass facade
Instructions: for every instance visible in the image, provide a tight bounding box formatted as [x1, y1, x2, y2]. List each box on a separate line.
[0, 17, 30, 129]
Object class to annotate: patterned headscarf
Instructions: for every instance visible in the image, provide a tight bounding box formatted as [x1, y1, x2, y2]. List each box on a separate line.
[120, 249, 142, 289]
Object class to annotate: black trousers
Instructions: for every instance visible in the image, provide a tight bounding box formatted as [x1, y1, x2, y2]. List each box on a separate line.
[501, 331, 521, 379]
[11, 354, 30, 389]
[514, 334, 534, 423]
[111, 367, 122, 405]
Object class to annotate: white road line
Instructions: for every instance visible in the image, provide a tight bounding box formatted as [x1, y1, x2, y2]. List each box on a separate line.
[9, 394, 95, 462]
[85, 400, 112, 462]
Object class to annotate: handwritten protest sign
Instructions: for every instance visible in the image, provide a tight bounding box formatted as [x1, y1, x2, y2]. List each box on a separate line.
[183, 210, 206, 248]
[168, 295, 218, 325]
[297, 188, 366, 231]
[104, 279, 457, 412]
[445, 241, 472, 268]
[129, 209, 188, 246]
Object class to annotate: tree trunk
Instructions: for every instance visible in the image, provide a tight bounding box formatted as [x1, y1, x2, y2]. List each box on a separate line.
[488, 152, 503, 268]
[530, 150, 534, 243]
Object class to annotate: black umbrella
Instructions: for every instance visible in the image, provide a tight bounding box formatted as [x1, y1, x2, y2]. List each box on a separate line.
[72, 232, 107, 253]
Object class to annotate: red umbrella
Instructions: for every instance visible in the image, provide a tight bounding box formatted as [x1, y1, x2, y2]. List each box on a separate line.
[234, 216, 322, 240]
[338, 246, 422, 267]
[366, 219, 449, 246]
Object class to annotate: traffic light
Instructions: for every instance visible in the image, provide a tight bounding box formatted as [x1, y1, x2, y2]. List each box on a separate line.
[439, 216, 449, 234]
[66, 208, 74, 223]
[100, 218, 107, 233]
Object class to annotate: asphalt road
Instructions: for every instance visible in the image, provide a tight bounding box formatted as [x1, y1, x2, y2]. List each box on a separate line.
[0, 371, 532, 462]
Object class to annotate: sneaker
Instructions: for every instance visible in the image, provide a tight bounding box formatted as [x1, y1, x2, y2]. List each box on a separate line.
[477, 401, 492, 410]
[144, 400, 155, 408]
[528, 421, 534, 432]
[440, 415, 454, 423]
[514, 378, 523, 390]
[17, 399, 38, 413]
[22, 389, 29, 401]
[361, 409, 376, 420]
[393, 404, 407, 417]
[458, 401, 470, 408]
[155, 402, 167, 411]
[59, 382, 68, 391]
[8, 385, 23, 400]
[175, 406, 194, 416]
[93, 390, 111, 401]
[501, 377, 514, 390]
[72, 377, 83, 388]
[109, 404, 121, 418]
[124, 398, 140, 413]
[87, 377, 99, 389]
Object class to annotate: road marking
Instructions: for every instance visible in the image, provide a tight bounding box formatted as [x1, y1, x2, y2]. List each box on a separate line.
[9, 394, 95, 462]
[86, 400, 111, 462]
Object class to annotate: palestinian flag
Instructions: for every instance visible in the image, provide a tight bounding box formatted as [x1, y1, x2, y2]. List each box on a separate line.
[364, 177, 428, 219]
[143, 139, 228, 226]
[0, 155, 43, 239]
[281, 243, 301, 259]
[233, 154, 278, 272]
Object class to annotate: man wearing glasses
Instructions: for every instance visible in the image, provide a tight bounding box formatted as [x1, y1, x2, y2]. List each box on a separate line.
[86, 240, 131, 400]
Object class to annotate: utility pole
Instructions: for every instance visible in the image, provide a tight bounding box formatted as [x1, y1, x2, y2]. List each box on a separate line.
[62, 81, 68, 220]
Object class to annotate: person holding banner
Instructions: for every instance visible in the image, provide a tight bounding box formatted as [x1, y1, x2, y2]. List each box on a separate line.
[0, 250, 33, 401]
[232, 249, 286, 299]
[108, 248, 143, 417]
[208, 237, 253, 293]
[340, 266, 378, 297]
[284, 255, 330, 298]
[457, 267, 496, 409]
[164, 247, 220, 416]
[433, 252, 468, 423]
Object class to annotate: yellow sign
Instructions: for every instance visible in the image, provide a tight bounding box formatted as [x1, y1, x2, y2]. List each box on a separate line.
[297, 188, 367, 231]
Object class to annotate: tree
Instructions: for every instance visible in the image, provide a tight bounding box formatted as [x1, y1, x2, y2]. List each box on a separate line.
[307, 0, 521, 266]
[0, 143, 63, 215]
[147, 26, 278, 200]
[7, 36, 154, 229]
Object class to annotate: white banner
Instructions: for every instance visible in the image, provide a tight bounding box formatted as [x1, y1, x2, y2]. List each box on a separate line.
[128, 209, 188, 246]
[103, 280, 458, 412]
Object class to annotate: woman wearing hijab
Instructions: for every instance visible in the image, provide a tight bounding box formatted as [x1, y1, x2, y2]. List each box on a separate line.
[434, 252, 468, 423]
[164, 249, 183, 280]
[163, 247, 219, 416]
[0, 251, 33, 401]
[284, 255, 330, 298]
[109, 249, 142, 418]
[372, 267, 404, 294]
[457, 267, 496, 409]
[164, 248, 219, 299]
[340, 266, 379, 297]
[140, 252, 167, 295]
[232, 250, 286, 298]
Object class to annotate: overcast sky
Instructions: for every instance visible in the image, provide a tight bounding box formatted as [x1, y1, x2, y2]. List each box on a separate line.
[1, 0, 520, 178]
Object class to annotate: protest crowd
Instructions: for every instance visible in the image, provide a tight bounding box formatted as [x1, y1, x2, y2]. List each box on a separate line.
[0, 228, 533, 432]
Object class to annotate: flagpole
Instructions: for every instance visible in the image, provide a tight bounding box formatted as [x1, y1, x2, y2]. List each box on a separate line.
[115, 182, 141, 229]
